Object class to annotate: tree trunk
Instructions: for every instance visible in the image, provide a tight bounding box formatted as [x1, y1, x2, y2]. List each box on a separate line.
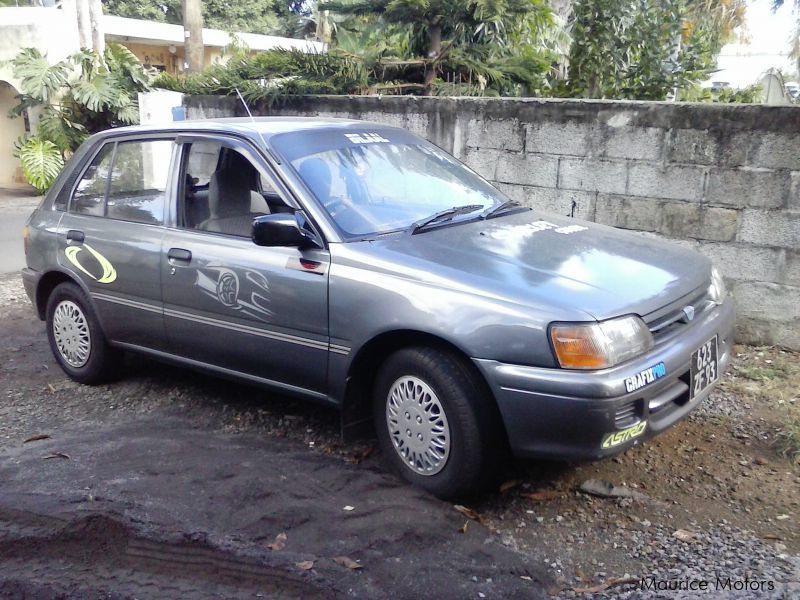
[74, 0, 92, 49]
[88, 0, 104, 54]
[182, 0, 204, 73]
[423, 20, 442, 96]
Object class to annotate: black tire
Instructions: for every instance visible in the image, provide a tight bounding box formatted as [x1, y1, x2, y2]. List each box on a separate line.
[373, 346, 502, 499]
[45, 282, 121, 384]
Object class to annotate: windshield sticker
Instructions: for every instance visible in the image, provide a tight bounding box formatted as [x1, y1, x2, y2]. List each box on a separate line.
[624, 361, 667, 393]
[64, 244, 117, 284]
[602, 421, 647, 449]
[344, 133, 390, 145]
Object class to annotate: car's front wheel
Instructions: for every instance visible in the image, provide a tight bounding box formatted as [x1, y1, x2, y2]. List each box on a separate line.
[373, 346, 501, 499]
[46, 282, 120, 384]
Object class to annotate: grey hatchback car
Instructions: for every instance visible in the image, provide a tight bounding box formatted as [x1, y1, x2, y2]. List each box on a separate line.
[23, 118, 734, 498]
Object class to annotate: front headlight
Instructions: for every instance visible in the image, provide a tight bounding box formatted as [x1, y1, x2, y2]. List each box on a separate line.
[708, 266, 727, 305]
[550, 315, 654, 370]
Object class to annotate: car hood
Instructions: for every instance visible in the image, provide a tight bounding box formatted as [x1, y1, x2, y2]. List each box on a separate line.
[338, 210, 711, 322]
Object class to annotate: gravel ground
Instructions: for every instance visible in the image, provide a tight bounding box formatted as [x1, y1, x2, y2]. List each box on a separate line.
[1, 271, 798, 598]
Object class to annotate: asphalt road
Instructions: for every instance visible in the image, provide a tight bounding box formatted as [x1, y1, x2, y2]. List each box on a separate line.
[0, 187, 39, 275]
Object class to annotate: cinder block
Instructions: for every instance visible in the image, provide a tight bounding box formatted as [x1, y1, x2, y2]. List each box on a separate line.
[749, 133, 800, 170]
[595, 127, 664, 161]
[360, 111, 407, 130]
[791, 172, 800, 210]
[558, 158, 627, 194]
[731, 281, 800, 321]
[698, 242, 783, 282]
[525, 121, 590, 156]
[405, 112, 429, 138]
[668, 129, 718, 165]
[659, 202, 737, 241]
[594, 194, 660, 232]
[463, 148, 501, 181]
[738, 210, 800, 248]
[466, 118, 524, 151]
[495, 153, 559, 187]
[522, 187, 596, 220]
[628, 163, 706, 201]
[734, 317, 800, 350]
[783, 251, 800, 287]
[494, 182, 526, 203]
[705, 168, 790, 209]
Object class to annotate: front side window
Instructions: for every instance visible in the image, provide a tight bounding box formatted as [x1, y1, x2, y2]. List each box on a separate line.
[271, 129, 506, 238]
[180, 142, 288, 237]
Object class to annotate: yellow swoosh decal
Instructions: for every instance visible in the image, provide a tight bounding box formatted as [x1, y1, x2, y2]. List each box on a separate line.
[64, 244, 117, 284]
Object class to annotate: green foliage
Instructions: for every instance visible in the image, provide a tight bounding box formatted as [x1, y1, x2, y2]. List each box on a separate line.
[10, 43, 153, 191]
[102, 0, 282, 35]
[714, 84, 764, 103]
[564, 0, 737, 100]
[13, 137, 65, 194]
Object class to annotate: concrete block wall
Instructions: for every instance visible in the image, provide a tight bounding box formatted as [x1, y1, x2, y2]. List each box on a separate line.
[185, 95, 800, 350]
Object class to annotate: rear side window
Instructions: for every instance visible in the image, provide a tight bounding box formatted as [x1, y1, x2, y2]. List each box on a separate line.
[72, 144, 113, 217]
[106, 140, 172, 225]
[70, 138, 173, 225]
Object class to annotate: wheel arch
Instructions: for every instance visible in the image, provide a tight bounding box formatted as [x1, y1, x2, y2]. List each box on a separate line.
[35, 270, 82, 320]
[340, 329, 508, 449]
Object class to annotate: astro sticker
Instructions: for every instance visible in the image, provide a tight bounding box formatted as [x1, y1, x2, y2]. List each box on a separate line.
[624, 361, 667, 393]
[344, 133, 390, 144]
[64, 244, 117, 284]
[601, 421, 647, 449]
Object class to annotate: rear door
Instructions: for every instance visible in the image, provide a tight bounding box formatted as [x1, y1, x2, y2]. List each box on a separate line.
[160, 135, 330, 397]
[57, 136, 174, 349]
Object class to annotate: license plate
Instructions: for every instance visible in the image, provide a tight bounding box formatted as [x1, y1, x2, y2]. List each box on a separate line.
[690, 336, 718, 399]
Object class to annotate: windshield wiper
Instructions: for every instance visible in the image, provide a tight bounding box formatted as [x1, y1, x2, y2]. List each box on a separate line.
[409, 204, 484, 234]
[480, 199, 526, 220]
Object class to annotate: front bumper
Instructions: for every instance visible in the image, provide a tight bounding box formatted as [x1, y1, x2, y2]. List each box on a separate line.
[474, 300, 735, 461]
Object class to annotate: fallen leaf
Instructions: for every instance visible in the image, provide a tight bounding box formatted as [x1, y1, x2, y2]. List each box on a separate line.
[332, 556, 362, 570]
[522, 490, 563, 502]
[296, 560, 314, 571]
[499, 479, 522, 494]
[673, 529, 696, 542]
[453, 504, 480, 520]
[42, 452, 69, 460]
[267, 532, 287, 551]
[458, 521, 469, 534]
[573, 576, 639, 594]
[343, 505, 355, 511]
[763, 533, 782, 541]
[24, 434, 51, 443]
[47, 384, 56, 394]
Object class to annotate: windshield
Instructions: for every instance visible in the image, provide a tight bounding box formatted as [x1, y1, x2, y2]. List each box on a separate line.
[271, 128, 507, 238]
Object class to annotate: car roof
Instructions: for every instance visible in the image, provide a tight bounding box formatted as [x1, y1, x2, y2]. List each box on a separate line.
[97, 117, 396, 144]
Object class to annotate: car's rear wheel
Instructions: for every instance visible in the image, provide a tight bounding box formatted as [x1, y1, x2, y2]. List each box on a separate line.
[46, 282, 120, 384]
[373, 346, 501, 499]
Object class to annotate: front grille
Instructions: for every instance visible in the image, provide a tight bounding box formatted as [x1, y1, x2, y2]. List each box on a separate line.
[644, 285, 712, 342]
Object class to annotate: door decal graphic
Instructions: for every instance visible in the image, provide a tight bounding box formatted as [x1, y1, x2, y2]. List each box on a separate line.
[65, 244, 117, 284]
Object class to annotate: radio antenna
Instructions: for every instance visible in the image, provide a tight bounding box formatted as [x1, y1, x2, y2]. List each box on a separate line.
[234, 87, 279, 163]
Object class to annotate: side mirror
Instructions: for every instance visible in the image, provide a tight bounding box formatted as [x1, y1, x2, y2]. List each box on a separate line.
[252, 212, 321, 249]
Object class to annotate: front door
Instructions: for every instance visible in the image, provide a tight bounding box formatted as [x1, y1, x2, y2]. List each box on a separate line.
[57, 137, 173, 349]
[160, 136, 330, 397]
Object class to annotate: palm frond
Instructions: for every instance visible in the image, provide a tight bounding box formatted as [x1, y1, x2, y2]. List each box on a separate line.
[16, 137, 65, 193]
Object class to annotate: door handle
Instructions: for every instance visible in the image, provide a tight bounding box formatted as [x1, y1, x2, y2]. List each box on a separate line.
[168, 248, 192, 263]
[66, 230, 84, 243]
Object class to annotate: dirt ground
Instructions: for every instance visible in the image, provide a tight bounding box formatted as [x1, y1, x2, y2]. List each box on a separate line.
[0, 271, 798, 598]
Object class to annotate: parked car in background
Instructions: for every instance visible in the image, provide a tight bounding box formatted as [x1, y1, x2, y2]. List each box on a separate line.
[22, 118, 734, 498]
